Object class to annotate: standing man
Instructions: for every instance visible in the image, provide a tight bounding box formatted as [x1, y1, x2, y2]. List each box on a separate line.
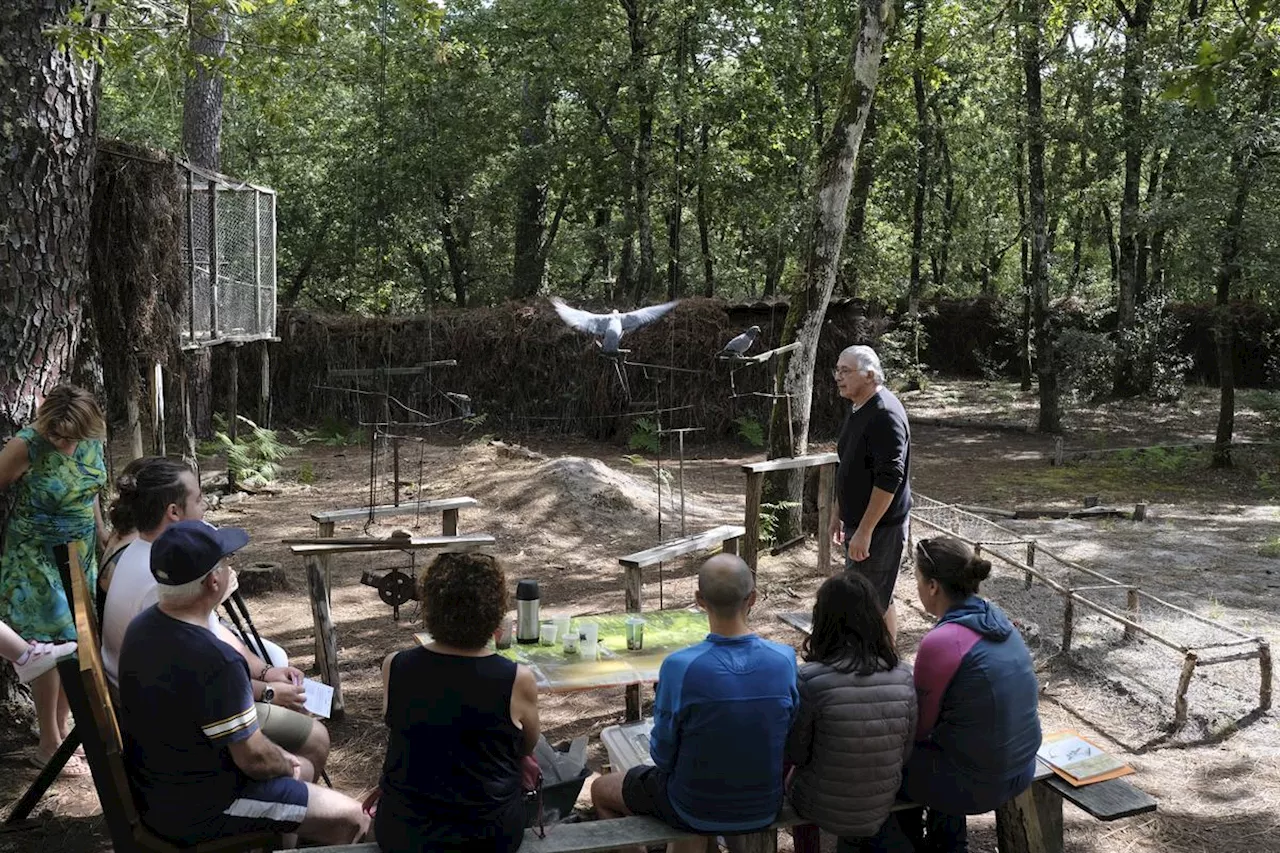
[829, 345, 912, 640]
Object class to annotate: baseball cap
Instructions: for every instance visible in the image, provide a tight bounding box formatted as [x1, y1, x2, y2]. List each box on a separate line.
[151, 520, 250, 586]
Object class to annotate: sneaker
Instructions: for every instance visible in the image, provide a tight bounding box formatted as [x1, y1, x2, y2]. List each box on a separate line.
[13, 641, 77, 684]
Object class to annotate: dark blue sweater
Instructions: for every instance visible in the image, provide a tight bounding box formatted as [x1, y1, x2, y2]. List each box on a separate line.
[650, 633, 798, 832]
[836, 387, 912, 529]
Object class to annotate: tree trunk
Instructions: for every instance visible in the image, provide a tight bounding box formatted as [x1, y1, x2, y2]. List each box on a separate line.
[1101, 202, 1119, 292]
[1112, 0, 1153, 397]
[696, 124, 715, 298]
[841, 105, 878, 298]
[763, 0, 893, 525]
[666, 17, 690, 300]
[1021, 0, 1059, 432]
[623, 0, 657, 303]
[1015, 139, 1033, 391]
[929, 104, 955, 293]
[1211, 73, 1273, 468]
[438, 188, 471, 308]
[907, 0, 930, 329]
[0, 0, 102, 714]
[512, 77, 552, 298]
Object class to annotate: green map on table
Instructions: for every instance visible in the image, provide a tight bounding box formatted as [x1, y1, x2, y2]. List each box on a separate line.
[415, 609, 710, 691]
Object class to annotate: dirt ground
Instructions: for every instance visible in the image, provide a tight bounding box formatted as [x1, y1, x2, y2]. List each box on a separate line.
[1, 380, 1277, 853]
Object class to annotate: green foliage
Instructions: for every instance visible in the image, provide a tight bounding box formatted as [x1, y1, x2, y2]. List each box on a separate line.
[734, 416, 765, 448]
[296, 460, 317, 485]
[758, 501, 801, 546]
[213, 415, 298, 487]
[628, 419, 661, 454]
[1260, 536, 1280, 559]
[293, 417, 366, 447]
[1113, 446, 1202, 475]
[879, 313, 930, 392]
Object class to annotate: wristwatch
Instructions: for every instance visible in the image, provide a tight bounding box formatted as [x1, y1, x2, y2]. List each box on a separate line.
[261, 686, 276, 704]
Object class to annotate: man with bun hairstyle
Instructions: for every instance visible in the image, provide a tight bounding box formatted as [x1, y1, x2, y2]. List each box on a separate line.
[903, 536, 1041, 853]
[117, 520, 368, 846]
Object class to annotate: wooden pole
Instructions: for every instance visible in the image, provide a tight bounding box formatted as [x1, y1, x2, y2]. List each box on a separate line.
[227, 345, 239, 494]
[392, 438, 401, 507]
[186, 169, 197, 341]
[1024, 541, 1036, 590]
[315, 520, 335, 664]
[259, 340, 270, 428]
[817, 462, 834, 572]
[994, 781, 1064, 853]
[624, 563, 643, 721]
[253, 190, 263, 333]
[151, 362, 166, 456]
[305, 555, 344, 721]
[1260, 641, 1272, 712]
[208, 179, 220, 339]
[743, 471, 764, 573]
[1172, 652, 1198, 730]
[181, 356, 199, 479]
[1061, 596, 1075, 652]
[1124, 588, 1139, 640]
[125, 374, 144, 461]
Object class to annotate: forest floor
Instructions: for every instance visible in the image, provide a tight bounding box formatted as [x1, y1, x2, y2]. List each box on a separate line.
[1, 379, 1278, 853]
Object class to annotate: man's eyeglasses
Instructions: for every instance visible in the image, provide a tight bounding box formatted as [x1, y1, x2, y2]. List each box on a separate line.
[832, 367, 855, 380]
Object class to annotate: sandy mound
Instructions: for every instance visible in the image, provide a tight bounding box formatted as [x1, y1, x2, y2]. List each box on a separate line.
[537, 456, 719, 522]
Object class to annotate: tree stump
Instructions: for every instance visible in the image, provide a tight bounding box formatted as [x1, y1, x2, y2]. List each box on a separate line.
[237, 561, 288, 595]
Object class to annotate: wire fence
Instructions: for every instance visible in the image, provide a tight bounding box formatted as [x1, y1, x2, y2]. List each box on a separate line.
[178, 161, 277, 346]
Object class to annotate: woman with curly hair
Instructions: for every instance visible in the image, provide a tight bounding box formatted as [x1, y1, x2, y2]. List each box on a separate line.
[374, 552, 540, 853]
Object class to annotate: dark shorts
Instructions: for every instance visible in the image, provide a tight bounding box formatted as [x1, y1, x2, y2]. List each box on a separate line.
[844, 521, 908, 611]
[622, 765, 698, 832]
[175, 776, 309, 844]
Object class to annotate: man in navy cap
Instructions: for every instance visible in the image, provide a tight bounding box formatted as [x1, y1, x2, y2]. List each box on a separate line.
[117, 520, 368, 846]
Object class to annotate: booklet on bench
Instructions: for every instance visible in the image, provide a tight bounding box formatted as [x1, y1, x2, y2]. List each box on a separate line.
[1037, 730, 1134, 786]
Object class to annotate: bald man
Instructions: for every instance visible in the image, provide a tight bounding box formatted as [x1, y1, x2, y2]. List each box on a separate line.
[592, 555, 798, 849]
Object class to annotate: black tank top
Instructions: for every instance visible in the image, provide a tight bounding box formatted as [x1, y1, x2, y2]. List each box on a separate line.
[377, 647, 525, 851]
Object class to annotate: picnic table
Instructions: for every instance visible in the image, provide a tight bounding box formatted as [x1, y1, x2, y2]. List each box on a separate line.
[415, 609, 710, 693]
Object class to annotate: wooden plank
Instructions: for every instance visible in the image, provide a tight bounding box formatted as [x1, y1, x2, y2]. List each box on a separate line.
[311, 497, 478, 524]
[995, 780, 1065, 853]
[442, 508, 459, 536]
[328, 363, 457, 379]
[1042, 775, 1156, 821]
[817, 462, 834, 572]
[288, 534, 494, 555]
[618, 525, 747, 569]
[305, 555, 344, 721]
[741, 453, 839, 474]
[743, 472, 763, 572]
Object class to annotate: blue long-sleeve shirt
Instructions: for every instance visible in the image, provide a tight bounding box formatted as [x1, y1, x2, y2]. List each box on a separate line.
[649, 633, 799, 832]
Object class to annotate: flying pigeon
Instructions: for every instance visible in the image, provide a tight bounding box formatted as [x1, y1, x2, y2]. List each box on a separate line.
[721, 325, 762, 357]
[550, 297, 679, 354]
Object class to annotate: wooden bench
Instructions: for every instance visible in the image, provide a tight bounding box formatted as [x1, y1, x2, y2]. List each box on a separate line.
[740, 454, 838, 573]
[290, 533, 496, 721]
[311, 496, 478, 538]
[617, 524, 745, 719]
[53, 543, 282, 853]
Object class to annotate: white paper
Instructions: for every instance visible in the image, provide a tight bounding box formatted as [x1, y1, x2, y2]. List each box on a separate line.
[302, 678, 334, 719]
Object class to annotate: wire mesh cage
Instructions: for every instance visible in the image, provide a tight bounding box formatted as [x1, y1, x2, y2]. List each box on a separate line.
[178, 162, 277, 346]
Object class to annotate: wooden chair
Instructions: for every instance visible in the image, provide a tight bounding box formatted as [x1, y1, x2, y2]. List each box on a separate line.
[53, 543, 281, 853]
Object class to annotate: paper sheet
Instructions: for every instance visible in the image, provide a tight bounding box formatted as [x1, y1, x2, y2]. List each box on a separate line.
[303, 678, 334, 719]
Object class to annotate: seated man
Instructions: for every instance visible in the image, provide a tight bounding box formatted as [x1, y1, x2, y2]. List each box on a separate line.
[592, 554, 799, 850]
[101, 457, 329, 776]
[117, 520, 368, 846]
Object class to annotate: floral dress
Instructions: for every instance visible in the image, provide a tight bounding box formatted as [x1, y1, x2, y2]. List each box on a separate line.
[0, 427, 106, 641]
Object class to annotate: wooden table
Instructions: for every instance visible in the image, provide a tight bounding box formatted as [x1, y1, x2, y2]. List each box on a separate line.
[416, 609, 709, 695]
[290, 533, 495, 720]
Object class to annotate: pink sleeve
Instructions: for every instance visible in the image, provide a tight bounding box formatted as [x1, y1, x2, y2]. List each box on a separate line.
[913, 623, 981, 740]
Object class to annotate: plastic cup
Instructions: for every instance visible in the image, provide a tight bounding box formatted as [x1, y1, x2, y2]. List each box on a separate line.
[563, 627, 580, 654]
[581, 639, 598, 660]
[539, 622, 558, 646]
[626, 617, 646, 651]
[580, 622, 599, 644]
[554, 615, 571, 638]
[495, 618, 514, 650]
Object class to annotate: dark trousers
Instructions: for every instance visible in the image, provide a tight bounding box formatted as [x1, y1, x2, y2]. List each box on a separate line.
[895, 807, 968, 853]
[792, 814, 915, 853]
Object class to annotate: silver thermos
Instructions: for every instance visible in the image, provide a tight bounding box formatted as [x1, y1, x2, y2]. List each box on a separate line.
[516, 579, 541, 644]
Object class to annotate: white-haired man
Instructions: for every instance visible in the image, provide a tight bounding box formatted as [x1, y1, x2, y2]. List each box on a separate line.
[117, 520, 368, 847]
[829, 345, 912, 639]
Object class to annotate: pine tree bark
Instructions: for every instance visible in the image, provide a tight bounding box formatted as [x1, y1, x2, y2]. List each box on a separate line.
[1020, 0, 1060, 432]
[696, 125, 715, 298]
[512, 77, 553, 298]
[841, 105, 878, 298]
[0, 0, 102, 713]
[907, 0, 930, 332]
[763, 0, 894, 525]
[623, 0, 657, 303]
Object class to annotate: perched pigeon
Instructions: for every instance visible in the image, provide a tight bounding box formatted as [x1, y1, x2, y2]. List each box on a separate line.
[550, 298, 679, 353]
[721, 325, 762, 357]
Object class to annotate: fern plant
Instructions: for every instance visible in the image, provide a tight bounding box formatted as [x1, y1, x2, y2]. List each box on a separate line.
[628, 418, 661, 453]
[734, 415, 766, 448]
[758, 501, 801, 545]
[213, 415, 298, 487]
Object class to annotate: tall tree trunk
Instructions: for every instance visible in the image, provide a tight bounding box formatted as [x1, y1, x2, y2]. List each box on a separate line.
[623, 0, 657, 302]
[1100, 202, 1119, 292]
[929, 104, 955, 293]
[512, 77, 552, 298]
[763, 0, 893, 525]
[438, 188, 471, 308]
[841, 105, 878, 298]
[1015, 139, 1033, 391]
[907, 0, 930, 337]
[1112, 0, 1154, 397]
[1021, 0, 1059, 432]
[0, 0, 102, 713]
[666, 18, 691, 300]
[1212, 73, 1272, 468]
[184, 2, 228, 439]
[696, 124, 715, 297]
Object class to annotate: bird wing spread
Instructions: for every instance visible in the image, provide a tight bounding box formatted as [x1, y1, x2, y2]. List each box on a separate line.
[551, 298, 611, 335]
[620, 300, 678, 331]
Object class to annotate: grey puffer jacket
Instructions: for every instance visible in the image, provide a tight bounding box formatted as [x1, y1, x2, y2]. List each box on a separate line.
[785, 660, 916, 837]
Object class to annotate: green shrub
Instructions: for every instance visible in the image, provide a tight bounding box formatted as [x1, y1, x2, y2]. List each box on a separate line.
[734, 415, 765, 448]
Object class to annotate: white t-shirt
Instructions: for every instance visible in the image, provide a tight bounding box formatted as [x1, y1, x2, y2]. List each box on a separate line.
[100, 539, 218, 686]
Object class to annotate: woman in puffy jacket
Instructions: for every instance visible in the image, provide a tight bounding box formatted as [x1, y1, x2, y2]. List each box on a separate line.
[902, 536, 1042, 853]
[786, 571, 916, 853]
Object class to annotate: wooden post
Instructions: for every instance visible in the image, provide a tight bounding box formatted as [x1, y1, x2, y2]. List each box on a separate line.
[253, 190, 263, 333]
[186, 168, 197, 340]
[442, 508, 459, 536]
[1053, 436, 1063, 466]
[1061, 596, 1075, 652]
[208, 180, 220, 339]
[259, 340, 270, 428]
[994, 781, 1065, 853]
[1260, 641, 1272, 712]
[1133, 502, 1147, 521]
[817, 462, 834, 572]
[315, 520, 335, 664]
[1124, 588, 1139, 640]
[1024, 541, 1036, 590]
[1083, 494, 1100, 508]
[726, 830, 778, 853]
[305, 555, 344, 721]
[625, 564, 643, 721]
[227, 345, 239, 494]
[151, 362, 166, 456]
[392, 438, 401, 507]
[1172, 651, 1198, 730]
[742, 471, 764, 573]
[181, 356, 199, 479]
[126, 379, 145, 461]
[722, 535, 739, 556]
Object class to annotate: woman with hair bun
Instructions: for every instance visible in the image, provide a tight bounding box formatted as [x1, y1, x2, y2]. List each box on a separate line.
[901, 536, 1041, 853]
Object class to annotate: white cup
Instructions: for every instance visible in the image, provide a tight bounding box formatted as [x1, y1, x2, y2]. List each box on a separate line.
[580, 622, 599, 644]
[539, 623, 558, 646]
[554, 615, 571, 638]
